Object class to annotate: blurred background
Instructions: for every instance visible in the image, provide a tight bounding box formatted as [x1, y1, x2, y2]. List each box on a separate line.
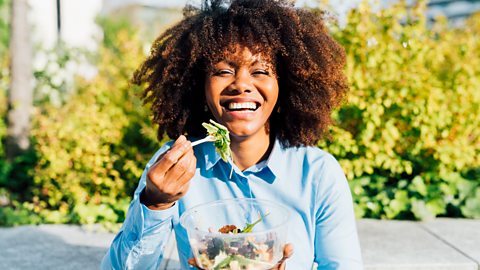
[0, 0, 479, 229]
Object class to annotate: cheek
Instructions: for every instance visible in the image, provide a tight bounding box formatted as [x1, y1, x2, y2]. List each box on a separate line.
[266, 83, 279, 105]
[272, 89, 279, 104]
[204, 88, 213, 103]
[204, 79, 222, 101]
[204, 85, 222, 117]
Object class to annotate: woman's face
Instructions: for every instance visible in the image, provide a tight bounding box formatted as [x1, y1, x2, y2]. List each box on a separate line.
[205, 46, 279, 142]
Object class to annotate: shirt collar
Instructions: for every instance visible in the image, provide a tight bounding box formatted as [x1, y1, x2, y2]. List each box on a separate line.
[263, 138, 284, 178]
[203, 137, 284, 179]
[204, 142, 223, 171]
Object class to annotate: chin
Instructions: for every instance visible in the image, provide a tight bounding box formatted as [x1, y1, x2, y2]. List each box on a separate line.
[228, 128, 255, 138]
[229, 126, 269, 141]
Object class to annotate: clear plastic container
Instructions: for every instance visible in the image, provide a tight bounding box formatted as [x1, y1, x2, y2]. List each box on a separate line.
[180, 198, 290, 270]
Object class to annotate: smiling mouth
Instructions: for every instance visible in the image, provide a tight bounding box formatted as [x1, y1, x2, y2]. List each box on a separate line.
[223, 101, 260, 112]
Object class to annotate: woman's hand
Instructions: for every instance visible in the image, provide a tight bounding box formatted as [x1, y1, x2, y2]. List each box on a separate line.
[140, 135, 197, 210]
[187, 243, 294, 269]
[272, 244, 294, 270]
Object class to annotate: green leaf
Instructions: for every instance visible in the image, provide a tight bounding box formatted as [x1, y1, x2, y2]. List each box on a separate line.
[242, 212, 270, 233]
[214, 255, 233, 270]
[410, 176, 428, 197]
[461, 188, 480, 218]
[385, 190, 409, 219]
[411, 199, 435, 221]
[202, 120, 231, 162]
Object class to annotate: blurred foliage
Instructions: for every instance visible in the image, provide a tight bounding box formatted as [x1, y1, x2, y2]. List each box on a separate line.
[27, 18, 159, 227]
[0, 18, 159, 227]
[0, 0, 10, 193]
[0, 0, 9, 54]
[321, 1, 480, 220]
[33, 43, 93, 107]
[1, 1, 480, 226]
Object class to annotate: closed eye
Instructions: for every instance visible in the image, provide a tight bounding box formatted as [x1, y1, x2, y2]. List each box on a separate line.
[214, 69, 234, 76]
[252, 70, 270, 76]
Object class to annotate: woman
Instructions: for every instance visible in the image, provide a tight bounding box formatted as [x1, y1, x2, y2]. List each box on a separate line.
[102, 0, 363, 269]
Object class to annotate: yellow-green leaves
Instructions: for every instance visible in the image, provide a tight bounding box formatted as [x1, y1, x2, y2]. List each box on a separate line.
[2, 3, 480, 225]
[202, 120, 231, 162]
[24, 20, 157, 227]
[324, 1, 480, 220]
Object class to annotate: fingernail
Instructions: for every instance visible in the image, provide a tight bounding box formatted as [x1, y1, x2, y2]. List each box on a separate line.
[176, 135, 186, 143]
[182, 140, 191, 149]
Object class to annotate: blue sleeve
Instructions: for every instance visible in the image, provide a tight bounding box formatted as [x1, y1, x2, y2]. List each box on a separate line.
[314, 154, 363, 270]
[101, 142, 179, 270]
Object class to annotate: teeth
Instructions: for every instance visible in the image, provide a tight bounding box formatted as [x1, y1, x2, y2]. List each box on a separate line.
[228, 102, 257, 110]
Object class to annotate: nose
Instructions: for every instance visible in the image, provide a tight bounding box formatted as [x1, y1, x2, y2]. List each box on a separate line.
[228, 69, 253, 94]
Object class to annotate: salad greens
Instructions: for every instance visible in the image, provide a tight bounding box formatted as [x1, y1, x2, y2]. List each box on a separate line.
[202, 120, 231, 162]
[218, 212, 270, 234]
[241, 212, 270, 233]
[211, 253, 272, 270]
[197, 211, 275, 270]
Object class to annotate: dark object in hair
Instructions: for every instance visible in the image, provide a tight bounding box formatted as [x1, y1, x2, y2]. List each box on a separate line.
[133, 0, 348, 147]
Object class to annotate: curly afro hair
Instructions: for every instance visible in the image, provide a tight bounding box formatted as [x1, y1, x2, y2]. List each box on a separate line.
[133, 0, 348, 147]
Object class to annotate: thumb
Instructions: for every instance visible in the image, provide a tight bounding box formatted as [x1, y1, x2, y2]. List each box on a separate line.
[278, 243, 294, 270]
[188, 258, 203, 269]
[283, 243, 294, 259]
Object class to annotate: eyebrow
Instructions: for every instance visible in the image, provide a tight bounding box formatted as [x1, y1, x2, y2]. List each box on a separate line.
[219, 59, 268, 68]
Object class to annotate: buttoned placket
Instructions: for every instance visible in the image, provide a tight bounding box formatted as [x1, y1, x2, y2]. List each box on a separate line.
[232, 170, 254, 199]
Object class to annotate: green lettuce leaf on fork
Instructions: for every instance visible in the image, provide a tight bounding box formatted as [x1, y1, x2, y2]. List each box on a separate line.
[202, 120, 231, 162]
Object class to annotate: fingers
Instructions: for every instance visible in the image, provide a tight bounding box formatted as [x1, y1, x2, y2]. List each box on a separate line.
[176, 151, 197, 187]
[160, 150, 196, 198]
[283, 243, 294, 259]
[188, 258, 203, 269]
[276, 243, 294, 270]
[154, 135, 192, 174]
[143, 136, 197, 207]
[163, 146, 196, 185]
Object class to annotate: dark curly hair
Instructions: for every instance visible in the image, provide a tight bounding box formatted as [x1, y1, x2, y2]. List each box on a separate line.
[133, 0, 348, 147]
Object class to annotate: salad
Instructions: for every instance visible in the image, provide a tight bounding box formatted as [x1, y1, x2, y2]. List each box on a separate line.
[201, 120, 231, 162]
[193, 213, 277, 270]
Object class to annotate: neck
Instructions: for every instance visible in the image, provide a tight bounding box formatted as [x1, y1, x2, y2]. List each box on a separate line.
[230, 130, 273, 171]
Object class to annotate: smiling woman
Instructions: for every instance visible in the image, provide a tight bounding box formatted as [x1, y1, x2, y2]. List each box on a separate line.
[205, 46, 279, 169]
[102, 0, 362, 269]
[133, 0, 348, 148]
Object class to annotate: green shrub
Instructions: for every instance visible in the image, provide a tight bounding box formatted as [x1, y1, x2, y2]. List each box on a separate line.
[321, 1, 480, 219]
[28, 24, 159, 226]
[0, 199, 42, 226]
[0, 0, 10, 200]
[2, 2, 479, 226]
[0, 18, 159, 227]
[0, 0, 9, 147]
[0, 0, 9, 54]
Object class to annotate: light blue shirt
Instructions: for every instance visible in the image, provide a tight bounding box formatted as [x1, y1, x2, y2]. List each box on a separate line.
[101, 138, 363, 269]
